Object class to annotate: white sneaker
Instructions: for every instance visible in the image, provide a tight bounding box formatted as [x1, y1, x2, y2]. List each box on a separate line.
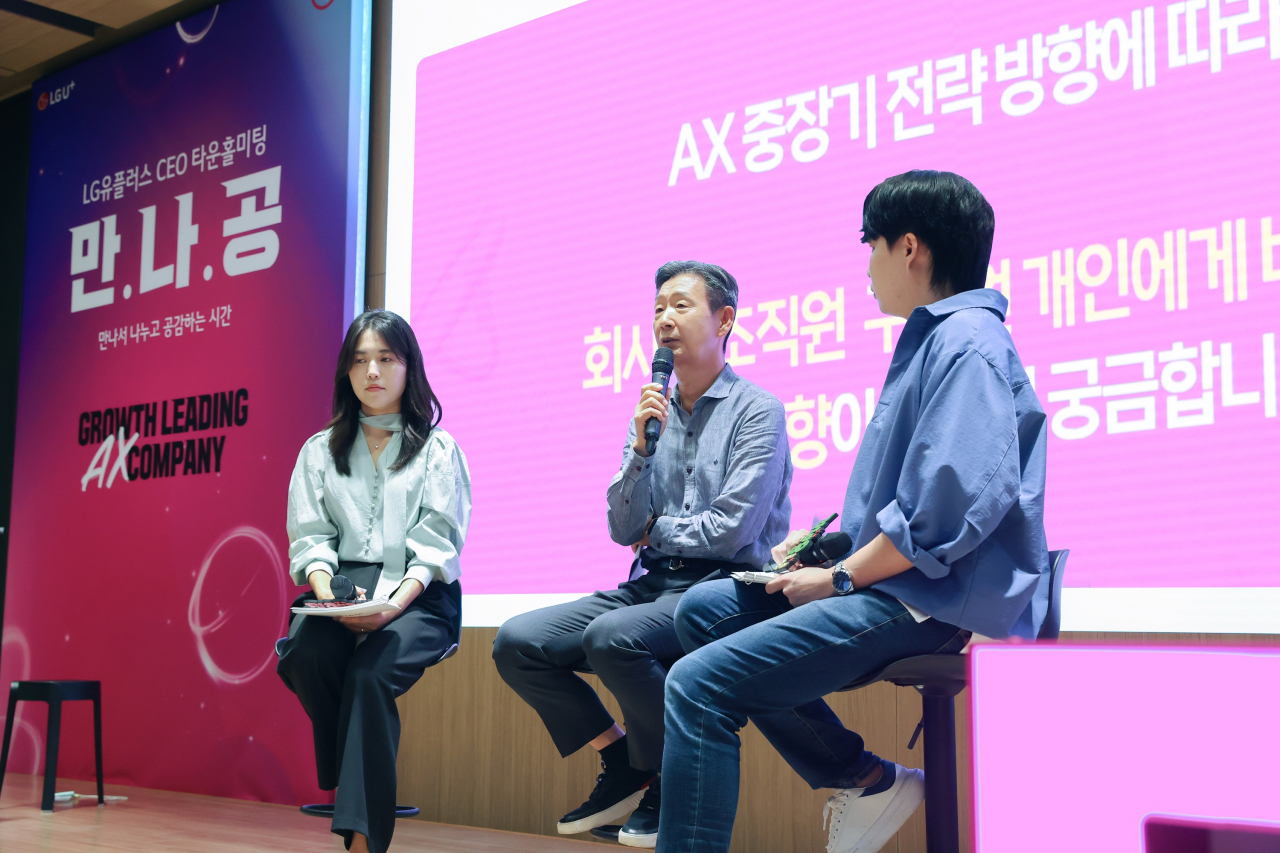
[822, 763, 925, 853]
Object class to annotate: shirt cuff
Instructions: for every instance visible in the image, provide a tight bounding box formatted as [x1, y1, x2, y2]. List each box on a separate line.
[649, 516, 675, 553]
[622, 448, 656, 485]
[302, 561, 334, 581]
[876, 500, 949, 580]
[403, 565, 435, 591]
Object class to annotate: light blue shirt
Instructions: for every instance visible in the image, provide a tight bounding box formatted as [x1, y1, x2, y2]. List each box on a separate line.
[287, 417, 472, 599]
[842, 289, 1050, 639]
[608, 365, 793, 570]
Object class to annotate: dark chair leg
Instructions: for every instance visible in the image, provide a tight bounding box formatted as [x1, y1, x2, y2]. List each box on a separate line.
[41, 697, 62, 812]
[93, 689, 104, 805]
[921, 693, 960, 853]
[0, 690, 17, 802]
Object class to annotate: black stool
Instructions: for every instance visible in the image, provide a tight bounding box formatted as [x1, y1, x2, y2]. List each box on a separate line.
[0, 680, 104, 812]
[300, 803, 421, 818]
[836, 549, 1069, 853]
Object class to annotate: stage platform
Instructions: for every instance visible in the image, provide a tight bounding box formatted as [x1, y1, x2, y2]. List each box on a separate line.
[0, 773, 602, 853]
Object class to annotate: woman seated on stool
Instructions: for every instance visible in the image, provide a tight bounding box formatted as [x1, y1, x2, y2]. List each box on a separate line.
[277, 310, 471, 853]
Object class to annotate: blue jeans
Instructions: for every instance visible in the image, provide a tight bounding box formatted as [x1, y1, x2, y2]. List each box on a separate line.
[656, 579, 970, 853]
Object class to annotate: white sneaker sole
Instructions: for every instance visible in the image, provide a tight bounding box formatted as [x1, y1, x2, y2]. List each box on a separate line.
[851, 768, 925, 853]
[618, 828, 658, 848]
[556, 789, 646, 835]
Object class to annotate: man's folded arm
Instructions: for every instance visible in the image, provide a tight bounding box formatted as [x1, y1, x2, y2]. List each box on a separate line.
[877, 349, 1021, 579]
[650, 400, 788, 559]
[607, 421, 654, 546]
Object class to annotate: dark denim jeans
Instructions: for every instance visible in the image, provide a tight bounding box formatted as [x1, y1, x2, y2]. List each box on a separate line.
[656, 579, 970, 853]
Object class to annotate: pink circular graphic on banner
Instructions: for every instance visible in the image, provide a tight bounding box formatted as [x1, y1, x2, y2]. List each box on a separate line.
[1, 627, 43, 773]
[187, 526, 287, 686]
[175, 6, 218, 44]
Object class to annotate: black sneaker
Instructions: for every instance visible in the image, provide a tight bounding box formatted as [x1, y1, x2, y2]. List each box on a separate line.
[556, 763, 655, 835]
[617, 774, 660, 847]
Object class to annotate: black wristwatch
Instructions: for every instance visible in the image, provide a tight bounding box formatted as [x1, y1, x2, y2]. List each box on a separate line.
[831, 563, 855, 596]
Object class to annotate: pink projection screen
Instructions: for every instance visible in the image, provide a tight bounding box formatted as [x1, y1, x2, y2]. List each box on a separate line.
[392, 0, 1280, 626]
[970, 645, 1280, 852]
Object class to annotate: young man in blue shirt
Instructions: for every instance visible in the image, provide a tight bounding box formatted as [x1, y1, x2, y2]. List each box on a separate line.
[655, 171, 1050, 853]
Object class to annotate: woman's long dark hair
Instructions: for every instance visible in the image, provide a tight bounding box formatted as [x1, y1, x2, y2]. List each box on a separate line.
[327, 310, 442, 476]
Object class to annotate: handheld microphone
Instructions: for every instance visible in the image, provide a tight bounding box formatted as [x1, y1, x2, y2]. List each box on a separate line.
[794, 531, 853, 567]
[328, 575, 357, 601]
[643, 347, 675, 455]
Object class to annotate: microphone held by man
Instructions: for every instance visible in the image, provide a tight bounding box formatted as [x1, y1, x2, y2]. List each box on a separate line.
[641, 347, 675, 456]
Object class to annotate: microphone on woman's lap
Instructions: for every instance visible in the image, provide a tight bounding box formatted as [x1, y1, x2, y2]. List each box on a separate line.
[329, 575, 357, 601]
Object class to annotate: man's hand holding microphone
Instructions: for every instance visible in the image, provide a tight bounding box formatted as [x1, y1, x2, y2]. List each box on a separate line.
[630, 348, 675, 551]
[632, 347, 675, 458]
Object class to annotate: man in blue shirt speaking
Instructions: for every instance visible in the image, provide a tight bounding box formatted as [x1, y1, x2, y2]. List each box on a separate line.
[655, 171, 1050, 853]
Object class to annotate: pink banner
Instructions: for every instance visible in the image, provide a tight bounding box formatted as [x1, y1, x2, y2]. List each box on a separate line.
[411, 0, 1280, 593]
[3, 0, 364, 802]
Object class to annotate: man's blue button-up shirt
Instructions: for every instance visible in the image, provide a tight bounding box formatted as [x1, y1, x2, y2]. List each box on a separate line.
[842, 289, 1050, 639]
[608, 365, 793, 570]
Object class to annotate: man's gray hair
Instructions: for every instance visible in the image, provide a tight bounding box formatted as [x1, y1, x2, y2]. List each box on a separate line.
[654, 261, 738, 311]
[654, 261, 738, 353]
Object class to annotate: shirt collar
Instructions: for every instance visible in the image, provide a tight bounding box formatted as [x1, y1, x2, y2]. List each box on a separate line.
[673, 363, 738, 408]
[359, 413, 404, 431]
[918, 287, 1008, 321]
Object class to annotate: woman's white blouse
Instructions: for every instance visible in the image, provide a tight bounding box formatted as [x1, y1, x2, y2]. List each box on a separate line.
[287, 423, 472, 599]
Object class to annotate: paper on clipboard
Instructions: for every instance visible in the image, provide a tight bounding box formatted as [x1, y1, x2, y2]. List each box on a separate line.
[730, 571, 785, 585]
[290, 597, 400, 617]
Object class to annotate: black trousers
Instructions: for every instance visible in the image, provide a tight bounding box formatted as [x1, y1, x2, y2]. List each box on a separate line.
[277, 563, 461, 853]
[491, 567, 710, 772]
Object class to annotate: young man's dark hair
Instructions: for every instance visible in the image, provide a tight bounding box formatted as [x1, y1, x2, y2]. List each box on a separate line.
[860, 170, 995, 294]
[654, 261, 738, 353]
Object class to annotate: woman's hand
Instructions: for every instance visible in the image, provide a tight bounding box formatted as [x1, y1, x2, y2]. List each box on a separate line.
[338, 609, 398, 633]
[308, 569, 336, 600]
[336, 578, 425, 634]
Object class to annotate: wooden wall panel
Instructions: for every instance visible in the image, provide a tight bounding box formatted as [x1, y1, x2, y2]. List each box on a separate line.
[396, 627, 1278, 853]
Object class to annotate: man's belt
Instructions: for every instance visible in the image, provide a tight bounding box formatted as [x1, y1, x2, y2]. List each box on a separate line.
[640, 554, 753, 574]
